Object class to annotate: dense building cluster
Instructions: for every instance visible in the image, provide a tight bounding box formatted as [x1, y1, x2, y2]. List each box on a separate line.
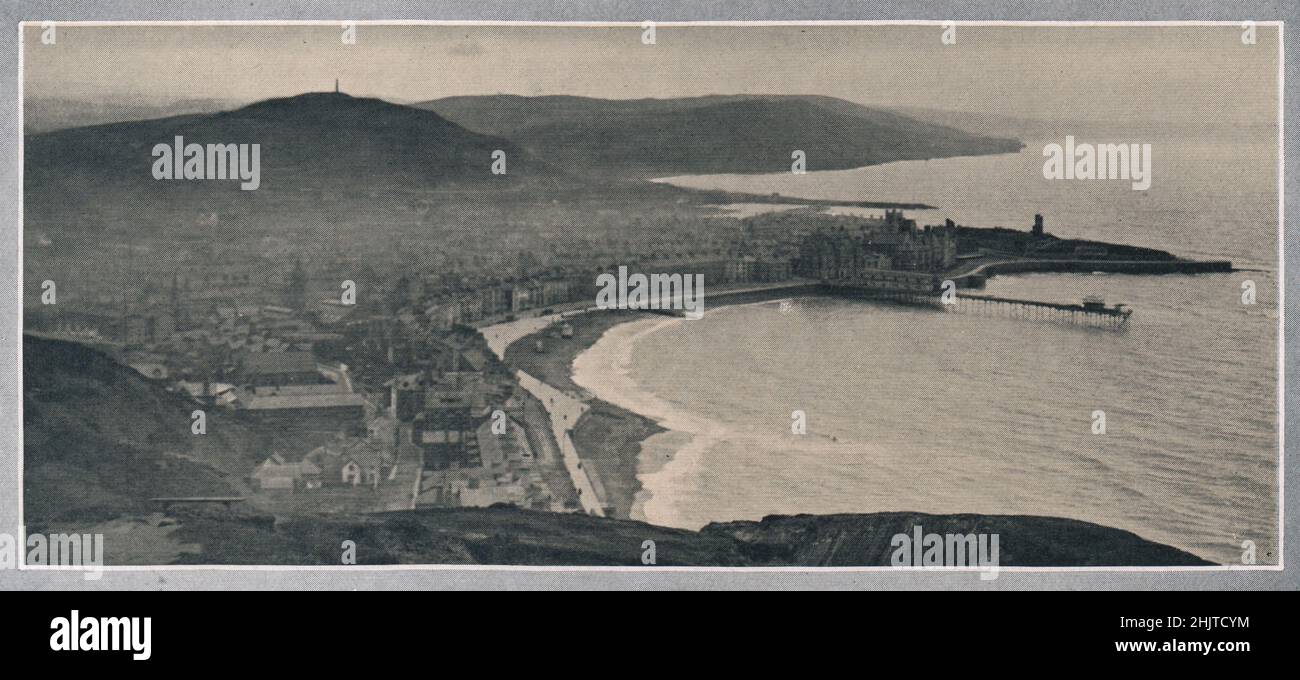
[795, 210, 958, 280]
[25, 204, 968, 515]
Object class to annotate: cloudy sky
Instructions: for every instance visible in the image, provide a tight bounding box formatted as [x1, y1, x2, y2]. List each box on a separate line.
[23, 23, 1280, 125]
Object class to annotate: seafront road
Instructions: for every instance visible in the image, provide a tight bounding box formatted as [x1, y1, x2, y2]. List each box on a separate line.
[482, 311, 606, 516]
[515, 371, 604, 516]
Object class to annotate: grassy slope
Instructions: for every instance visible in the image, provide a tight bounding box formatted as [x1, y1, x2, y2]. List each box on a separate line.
[25, 93, 529, 191]
[23, 336, 266, 527]
[22, 93, 552, 246]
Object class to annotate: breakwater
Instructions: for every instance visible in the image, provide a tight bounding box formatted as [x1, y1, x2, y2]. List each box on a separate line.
[953, 258, 1234, 288]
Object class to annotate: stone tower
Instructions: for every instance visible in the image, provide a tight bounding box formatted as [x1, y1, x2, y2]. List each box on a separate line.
[285, 258, 307, 311]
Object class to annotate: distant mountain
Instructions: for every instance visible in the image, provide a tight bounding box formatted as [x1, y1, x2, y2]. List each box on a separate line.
[24, 92, 551, 243]
[417, 94, 1023, 176]
[880, 106, 1060, 140]
[24, 93, 1025, 195]
[25, 92, 532, 193]
[883, 105, 1278, 140]
[22, 92, 1024, 246]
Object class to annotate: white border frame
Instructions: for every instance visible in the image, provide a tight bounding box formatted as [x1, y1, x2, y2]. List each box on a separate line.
[0, 5, 1292, 591]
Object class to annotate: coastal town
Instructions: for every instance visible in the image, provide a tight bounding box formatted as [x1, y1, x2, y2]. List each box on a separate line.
[24, 203, 1226, 521]
[24, 202, 812, 518]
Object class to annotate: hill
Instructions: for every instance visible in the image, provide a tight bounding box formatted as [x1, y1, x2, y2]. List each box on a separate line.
[23, 335, 269, 527]
[23, 92, 1021, 246]
[418, 94, 1024, 176]
[25, 92, 533, 193]
[23, 92, 547, 243]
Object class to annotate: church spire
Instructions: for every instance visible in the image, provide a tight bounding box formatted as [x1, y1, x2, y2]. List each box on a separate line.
[334, 78, 340, 94]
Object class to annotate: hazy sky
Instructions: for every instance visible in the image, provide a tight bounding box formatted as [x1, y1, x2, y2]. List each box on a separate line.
[23, 23, 1280, 125]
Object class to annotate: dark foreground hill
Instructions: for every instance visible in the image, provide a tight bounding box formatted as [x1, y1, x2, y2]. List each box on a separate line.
[418, 93, 1024, 176]
[169, 506, 1212, 566]
[23, 335, 1211, 566]
[23, 336, 269, 525]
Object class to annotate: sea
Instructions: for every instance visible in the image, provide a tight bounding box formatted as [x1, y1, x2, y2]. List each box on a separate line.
[572, 128, 1280, 565]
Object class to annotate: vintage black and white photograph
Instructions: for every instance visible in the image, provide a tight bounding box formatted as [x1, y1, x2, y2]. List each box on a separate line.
[14, 20, 1283, 574]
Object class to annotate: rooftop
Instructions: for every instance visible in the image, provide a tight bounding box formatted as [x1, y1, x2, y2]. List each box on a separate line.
[240, 391, 366, 411]
[240, 350, 318, 376]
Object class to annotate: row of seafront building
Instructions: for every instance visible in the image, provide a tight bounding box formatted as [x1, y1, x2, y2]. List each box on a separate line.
[27, 204, 1041, 404]
[416, 257, 794, 331]
[26, 203, 980, 352]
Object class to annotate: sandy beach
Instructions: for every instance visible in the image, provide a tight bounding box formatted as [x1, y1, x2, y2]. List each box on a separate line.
[503, 310, 664, 518]
[494, 283, 817, 519]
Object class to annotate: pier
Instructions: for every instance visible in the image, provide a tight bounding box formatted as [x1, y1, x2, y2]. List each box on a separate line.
[822, 280, 1133, 330]
[948, 293, 1132, 329]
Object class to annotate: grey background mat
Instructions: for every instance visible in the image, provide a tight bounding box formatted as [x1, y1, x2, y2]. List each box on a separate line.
[0, 0, 1294, 590]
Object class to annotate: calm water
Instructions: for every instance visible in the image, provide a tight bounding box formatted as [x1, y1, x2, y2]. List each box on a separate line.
[574, 132, 1280, 565]
[662, 130, 1279, 266]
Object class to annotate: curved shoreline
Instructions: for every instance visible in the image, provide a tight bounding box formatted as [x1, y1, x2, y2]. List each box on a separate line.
[493, 288, 807, 519]
[488, 270, 1248, 562]
[571, 314, 717, 526]
[498, 310, 665, 518]
[569, 317, 679, 521]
